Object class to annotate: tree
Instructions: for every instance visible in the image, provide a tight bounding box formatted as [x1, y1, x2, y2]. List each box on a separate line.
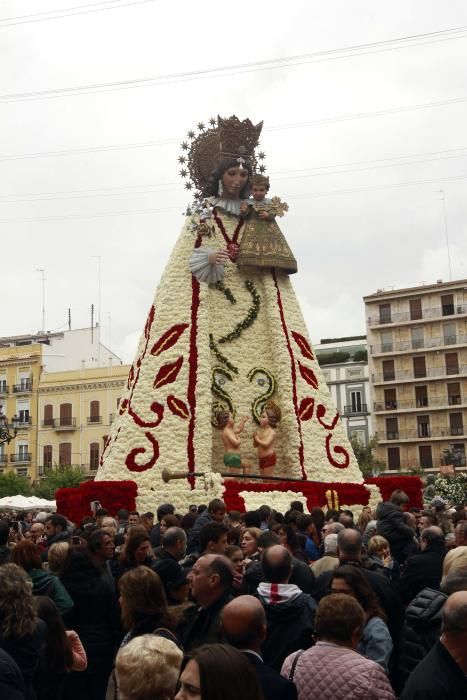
[33, 465, 84, 501]
[350, 435, 385, 478]
[0, 472, 33, 498]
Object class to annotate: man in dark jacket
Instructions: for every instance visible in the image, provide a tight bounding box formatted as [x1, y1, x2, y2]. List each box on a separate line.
[376, 489, 418, 564]
[150, 503, 175, 548]
[0, 648, 26, 700]
[400, 591, 467, 699]
[187, 498, 226, 554]
[221, 595, 297, 700]
[397, 527, 446, 605]
[180, 554, 233, 651]
[0, 520, 11, 565]
[256, 545, 316, 671]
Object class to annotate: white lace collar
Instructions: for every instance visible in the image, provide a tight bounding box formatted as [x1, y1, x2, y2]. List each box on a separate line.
[208, 196, 245, 217]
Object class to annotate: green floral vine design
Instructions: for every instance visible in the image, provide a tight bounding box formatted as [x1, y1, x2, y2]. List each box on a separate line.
[218, 280, 260, 345]
[209, 334, 238, 374]
[248, 367, 276, 424]
[215, 280, 237, 305]
[211, 366, 235, 426]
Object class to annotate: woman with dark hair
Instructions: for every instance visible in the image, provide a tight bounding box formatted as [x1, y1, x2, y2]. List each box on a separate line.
[118, 566, 181, 647]
[34, 596, 87, 699]
[274, 524, 308, 563]
[10, 540, 73, 615]
[330, 565, 393, 672]
[175, 643, 263, 700]
[115, 531, 154, 581]
[0, 563, 46, 700]
[60, 546, 119, 700]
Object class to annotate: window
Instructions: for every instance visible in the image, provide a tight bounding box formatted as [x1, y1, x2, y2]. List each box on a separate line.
[410, 299, 422, 320]
[384, 388, 397, 410]
[419, 445, 433, 468]
[350, 391, 363, 413]
[417, 415, 430, 438]
[18, 443, 29, 459]
[43, 404, 54, 427]
[43, 445, 53, 468]
[382, 360, 395, 381]
[411, 327, 424, 350]
[0, 377, 7, 393]
[59, 403, 73, 427]
[447, 382, 461, 405]
[90, 442, 99, 470]
[413, 356, 426, 379]
[381, 332, 393, 353]
[89, 400, 101, 424]
[379, 303, 391, 324]
[18, 371, 31, 390]
[415, 386, 428, 408]
[386, 417, 398, 440]
[445, 353, 459, 376]
[59, 443, 72, 466]
[441, 294, 454, 316]
[449, 413, 463, 436]
[16, 468, 29, 478]
[349, 429, 366, 445]
[443, 323, 457, 346]
[387, 447, 401, 469]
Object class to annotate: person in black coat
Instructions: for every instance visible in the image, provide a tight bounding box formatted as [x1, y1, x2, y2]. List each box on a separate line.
[375, 490, 417, 565]
[186, 499, 226, 554]
[0, 649, 26, 700]
[221, 595, 297, 700]
[400, 591, 467, 699]
[397, 527, 446, 605]
[61, 546, 120, 700]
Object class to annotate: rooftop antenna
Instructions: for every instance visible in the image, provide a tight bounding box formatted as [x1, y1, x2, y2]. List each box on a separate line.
[36, 269, 46, 333]
[437, 190, 452, 281]
[68, 308, 71, 331]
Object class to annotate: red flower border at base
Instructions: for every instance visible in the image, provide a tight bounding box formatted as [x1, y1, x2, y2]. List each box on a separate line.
[55, 476, 423, 523]
[56, 480, 137, 525]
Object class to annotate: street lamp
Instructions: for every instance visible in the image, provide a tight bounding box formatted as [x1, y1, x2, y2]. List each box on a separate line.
[0, 406, 20, 445]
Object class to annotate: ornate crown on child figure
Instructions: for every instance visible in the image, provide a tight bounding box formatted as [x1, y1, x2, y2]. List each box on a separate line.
[178, 115, 266, 194]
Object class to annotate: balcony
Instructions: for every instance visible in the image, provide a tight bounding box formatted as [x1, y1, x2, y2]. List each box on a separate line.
[370, 334, 467, 355]
[368, 303, 467, 327]
[377, 428, 466, 442]
[374, 395, 465, 412]
[41, 418, 55, 428]
[12, 381, 32, 393]
[17, 417, 32, 428]
[343, 403, 368, 415]
[87, 416, 102, 425]
[0, 454, 7, 464]
[54, 417, 76, 431]
[10, 452, 32, 463]
[373, 365, 467, 384]
[0, 384, 8, 395]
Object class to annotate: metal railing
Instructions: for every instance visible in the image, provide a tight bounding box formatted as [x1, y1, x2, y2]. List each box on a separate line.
[0, 455, 7, 464]
[373, 365, 467, 383]
[0, 384, 8, 394]
[10, 453, 32, 462]
[368, 303, 467, 326]
[343, 404, 368, 415]
[17, 417, 32, 427]
[374, 395, 464, 411]
[370, 334, 467, 354]
[55, 417, 76, 429]
[87, 416, 102, 425]
[12, 382, 32, 393]
[378, 428, 465, 441]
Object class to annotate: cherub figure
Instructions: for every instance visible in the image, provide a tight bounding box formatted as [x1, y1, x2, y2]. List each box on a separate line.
[217, 410, 250, 476]
[237, 174, 297, 274]
[253, 400, 282, 478]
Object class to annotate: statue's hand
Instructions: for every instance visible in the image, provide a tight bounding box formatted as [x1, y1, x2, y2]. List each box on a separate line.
[258, 211, 270, 220]
[208, 249, 230, 265]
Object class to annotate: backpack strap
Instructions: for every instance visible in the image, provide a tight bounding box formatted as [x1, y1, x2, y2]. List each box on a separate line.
[288, 649, 304, 682]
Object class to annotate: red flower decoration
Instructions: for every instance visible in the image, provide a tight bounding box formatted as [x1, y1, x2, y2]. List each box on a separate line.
[325, 433, 350, 469]
[167, 395, 190, 420]
[128, 401, 164, 428]
[153, 357, 184, 389]
[316, 404, 339, 431]
[119, 399, 128, 415]
[298, 397, 315, 421]
[292, 331, 314, 360]
[125, 432, 160, 472]
[144, 305, 156, 339]
[151, 324, 189, 356]
[127, 365, 135, 390]
[298, 362, 318, 390]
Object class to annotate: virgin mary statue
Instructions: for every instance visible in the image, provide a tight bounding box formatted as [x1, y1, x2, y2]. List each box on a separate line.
[96, 116, 369, 513]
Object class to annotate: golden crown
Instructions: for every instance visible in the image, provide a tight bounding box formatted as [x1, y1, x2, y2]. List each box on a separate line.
[178, 116, 266, 196]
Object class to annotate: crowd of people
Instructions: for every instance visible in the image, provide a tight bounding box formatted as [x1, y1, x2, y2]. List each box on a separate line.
[0, 489, 466, 699]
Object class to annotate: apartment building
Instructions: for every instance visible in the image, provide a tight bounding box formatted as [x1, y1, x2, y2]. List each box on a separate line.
[315, 336, 372, 446]
[365, 279, 467, 471]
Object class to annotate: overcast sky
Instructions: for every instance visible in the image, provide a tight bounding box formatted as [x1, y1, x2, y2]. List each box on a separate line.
[2, 0, 467, 363]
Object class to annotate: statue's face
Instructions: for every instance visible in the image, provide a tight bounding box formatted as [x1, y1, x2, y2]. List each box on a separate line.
[221, 166, 249, 198]
[252, 184, 267, 202]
